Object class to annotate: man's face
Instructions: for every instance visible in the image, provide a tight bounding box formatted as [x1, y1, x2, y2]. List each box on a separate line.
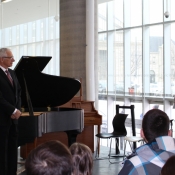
[0, 50, 15, 69]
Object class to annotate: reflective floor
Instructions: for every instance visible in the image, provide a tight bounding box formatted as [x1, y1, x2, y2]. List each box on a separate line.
[17, 146, 123, 175]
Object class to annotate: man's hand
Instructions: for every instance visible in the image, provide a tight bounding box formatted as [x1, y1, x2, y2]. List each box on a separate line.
[11, 109, 22, 119]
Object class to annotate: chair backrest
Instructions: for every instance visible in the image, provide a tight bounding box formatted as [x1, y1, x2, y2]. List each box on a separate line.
[112, 113, 128, 135]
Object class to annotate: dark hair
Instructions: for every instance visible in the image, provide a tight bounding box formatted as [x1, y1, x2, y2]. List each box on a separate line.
[142, 109, 169, 142]
[161, 155, 175, 175]
[69, 142, 93, 175]
[25, 140, 73, 175]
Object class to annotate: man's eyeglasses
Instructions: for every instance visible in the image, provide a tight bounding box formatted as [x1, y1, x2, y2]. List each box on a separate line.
[2, 56, 14, 60]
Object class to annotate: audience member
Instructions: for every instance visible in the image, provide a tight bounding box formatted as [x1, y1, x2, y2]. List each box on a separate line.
[25, 140, 73, 175]
[69, 142, 93, 175]
[161, 155, 175, 175]
[118, 109, 175, 175]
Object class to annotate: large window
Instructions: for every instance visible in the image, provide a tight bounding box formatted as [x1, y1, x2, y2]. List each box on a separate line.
[98, 0, 175, 148]
[0, 0, 60, 75]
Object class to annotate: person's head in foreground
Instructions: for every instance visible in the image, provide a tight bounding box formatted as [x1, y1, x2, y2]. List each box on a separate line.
[69, 142, 93, 175]
[25, 140, 73, 175]
[161, 155, 175, 175]
[141, 108, 170, 142]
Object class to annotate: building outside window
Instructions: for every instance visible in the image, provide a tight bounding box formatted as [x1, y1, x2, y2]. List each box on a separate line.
[98, 0, 175, 148]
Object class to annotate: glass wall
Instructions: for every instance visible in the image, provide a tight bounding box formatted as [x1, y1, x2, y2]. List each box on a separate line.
[0, 0, 60, 75]
[98, 0, 175, 148]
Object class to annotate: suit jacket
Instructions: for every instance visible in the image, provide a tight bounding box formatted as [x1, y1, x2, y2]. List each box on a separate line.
[0, 68, 21, 126]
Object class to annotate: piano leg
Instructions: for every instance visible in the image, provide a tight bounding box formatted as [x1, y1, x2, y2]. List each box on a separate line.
[19, 137, 38, 160]
[65, 131, 80, 147]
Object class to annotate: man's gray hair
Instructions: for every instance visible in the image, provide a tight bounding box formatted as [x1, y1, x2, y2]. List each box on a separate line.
[0, 48, 10, 57]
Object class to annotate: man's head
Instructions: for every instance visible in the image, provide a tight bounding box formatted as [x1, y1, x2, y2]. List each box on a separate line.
[25, 140, 73, 175]
[0, 48, 15, 69]
[141, 109, 170, 142]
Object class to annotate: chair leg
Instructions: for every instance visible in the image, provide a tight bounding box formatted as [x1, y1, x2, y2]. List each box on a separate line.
[95, 138, 100, 158]
[129, 141, 133, 152]
[108, 138, 112, 159]
[95, 137, 124, 163]
[123, 141, 134, 159]
[95, 138, 113, 160]
[123, 139, 127, 160]
[141, 140, 145, 145]
[108, 138, 123, 164]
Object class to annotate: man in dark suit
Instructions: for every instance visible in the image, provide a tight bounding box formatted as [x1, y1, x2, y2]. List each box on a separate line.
[0, 48, 22, 175]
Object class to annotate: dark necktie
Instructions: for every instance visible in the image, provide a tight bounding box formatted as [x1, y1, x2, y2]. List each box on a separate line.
[5, 70, 13, 86]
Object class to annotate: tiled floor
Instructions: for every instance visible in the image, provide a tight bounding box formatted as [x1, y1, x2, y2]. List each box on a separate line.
[92, 147, 124, 175]
[17, 146, 124, 175]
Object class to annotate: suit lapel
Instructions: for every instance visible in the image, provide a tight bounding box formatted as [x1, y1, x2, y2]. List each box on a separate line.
[0, 68, 15, 89]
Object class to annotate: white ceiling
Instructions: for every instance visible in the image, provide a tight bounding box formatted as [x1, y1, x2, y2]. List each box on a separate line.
[0, 0, 59, 28]
[0, 0, 110, 28]
[98, 0, 112, 4]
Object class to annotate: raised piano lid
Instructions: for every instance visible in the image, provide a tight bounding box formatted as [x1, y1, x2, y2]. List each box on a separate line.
[14, 56, 81, 108]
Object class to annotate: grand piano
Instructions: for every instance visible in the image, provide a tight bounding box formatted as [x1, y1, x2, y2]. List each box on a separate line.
[15, 56, 84, 158]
